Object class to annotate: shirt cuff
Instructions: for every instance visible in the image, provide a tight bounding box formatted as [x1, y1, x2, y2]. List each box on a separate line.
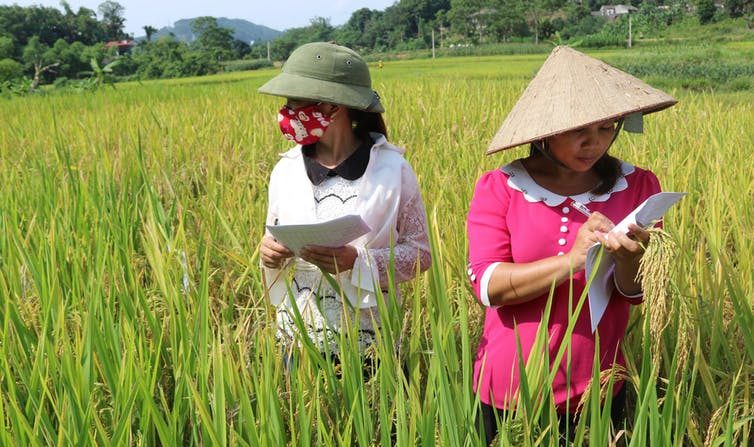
[612, 270, 644, 299]
[350, 246, 380, 293]
[480, 262, 502, 307]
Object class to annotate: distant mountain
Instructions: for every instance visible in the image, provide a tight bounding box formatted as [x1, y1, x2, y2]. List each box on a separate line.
[142, 18, 282, 44]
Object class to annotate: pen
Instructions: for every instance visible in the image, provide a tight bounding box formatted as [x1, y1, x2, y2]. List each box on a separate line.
[570, 200, 592, 218]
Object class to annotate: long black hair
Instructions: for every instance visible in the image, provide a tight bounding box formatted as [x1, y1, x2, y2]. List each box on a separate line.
[349, 109, 388, 140]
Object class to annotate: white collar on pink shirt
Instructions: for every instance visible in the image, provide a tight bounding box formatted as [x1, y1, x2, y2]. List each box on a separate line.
[500, 159, 635, 206]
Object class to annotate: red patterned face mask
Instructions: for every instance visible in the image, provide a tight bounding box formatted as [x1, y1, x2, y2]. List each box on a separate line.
[277, 104, 331, 145]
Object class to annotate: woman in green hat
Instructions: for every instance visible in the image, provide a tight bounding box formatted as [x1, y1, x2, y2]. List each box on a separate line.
[258, 42, 431, 367]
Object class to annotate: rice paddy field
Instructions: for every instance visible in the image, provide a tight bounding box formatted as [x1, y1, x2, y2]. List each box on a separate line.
[0, 46, 752, 446]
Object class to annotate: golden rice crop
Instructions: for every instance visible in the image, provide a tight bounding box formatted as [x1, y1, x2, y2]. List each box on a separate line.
[0, 50, 752, 446]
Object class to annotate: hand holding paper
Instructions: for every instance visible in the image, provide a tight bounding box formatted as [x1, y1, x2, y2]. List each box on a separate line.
[587, 192, 686, 332]
[266, 214, 371, 255]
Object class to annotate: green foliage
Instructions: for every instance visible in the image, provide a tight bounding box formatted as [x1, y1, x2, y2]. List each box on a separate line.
[725, 0, 754, 18]
[607, 44, 754, 91]
[266, 17, 336, 60]
[0, 53, 752, 445]
[126, 37, 222, 80]
[21, 35, 50, 67]
[0, 76, 31, 96]
[97, 0, 127, 41]
[222, 59, 273, 72]
[82, 57, 120, 88]
[0, 3, 106, 48]
[698, 0, 718, 24]
[0, 35, 15, 59]
[0, 58, 22, 81]
[2, 0, 754, 86]
[578, 31, 626, 47]
[190, 16, 234, 62]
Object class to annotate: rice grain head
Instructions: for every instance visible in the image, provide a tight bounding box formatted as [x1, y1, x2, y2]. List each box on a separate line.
[638, 227, 677, 367]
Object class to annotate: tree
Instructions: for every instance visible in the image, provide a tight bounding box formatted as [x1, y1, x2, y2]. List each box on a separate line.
[22, 36, 59, 89]
[72, 6, 105, 45]
[489, 2, 529, 42]
[190, 16, 233, 61]
[98, 1, 126, 40]
[334, 8, 376, 49]
[307, 17, 335, 42]
[697, 0, 717, 23]
[449, 0, 493, 42]
[84, 57, 120, 87]
[230, 39, 251, 59]
[143, 25, 157, 42]
[268, 18, 335, 60]
[522, 0, 563, 45]
[46, 38, 96, 79]
[726, 0, 753, 17]
[0, 36, 15, 59]
[0, 58, 23, 82]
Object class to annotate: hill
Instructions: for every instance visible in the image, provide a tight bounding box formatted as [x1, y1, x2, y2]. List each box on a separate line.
[146, 18, 282, 44]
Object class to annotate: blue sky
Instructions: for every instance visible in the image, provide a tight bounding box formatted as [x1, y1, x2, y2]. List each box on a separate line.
[1, 0, 397, 36]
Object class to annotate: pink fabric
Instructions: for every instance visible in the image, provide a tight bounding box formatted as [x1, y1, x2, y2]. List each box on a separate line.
[466, 159, 661, 413]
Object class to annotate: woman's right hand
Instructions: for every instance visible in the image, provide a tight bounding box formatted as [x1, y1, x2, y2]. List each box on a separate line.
[260, 235, 293, 269]
[566, 212, 615, 271]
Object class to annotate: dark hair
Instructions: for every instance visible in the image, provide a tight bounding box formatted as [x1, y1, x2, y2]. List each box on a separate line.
[591, 154, 622, 195]
[528, 144, 622, 195]
[349, 109, 388, 140]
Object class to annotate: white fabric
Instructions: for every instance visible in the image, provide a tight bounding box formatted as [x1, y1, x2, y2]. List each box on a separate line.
[609, 265, 644, 299]
[262, 133, 430, 309]
[275, 175, 378, 352]
[480, 262, 502, 307]
[500, 160, 635, 206]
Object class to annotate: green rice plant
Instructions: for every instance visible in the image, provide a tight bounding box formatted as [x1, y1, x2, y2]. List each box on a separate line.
[0, 48, 751, 446]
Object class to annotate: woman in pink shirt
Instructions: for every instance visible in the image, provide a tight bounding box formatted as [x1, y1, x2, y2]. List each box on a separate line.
[466, 46, 677, 444]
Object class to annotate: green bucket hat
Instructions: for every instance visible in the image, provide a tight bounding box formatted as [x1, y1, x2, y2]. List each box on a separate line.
[258, 42, 384, 113]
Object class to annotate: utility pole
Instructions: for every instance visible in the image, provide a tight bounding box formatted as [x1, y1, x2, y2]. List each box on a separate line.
[267, 41, 271, 61]
[432, 29, 436, 59]
[628, 12, 633, 48]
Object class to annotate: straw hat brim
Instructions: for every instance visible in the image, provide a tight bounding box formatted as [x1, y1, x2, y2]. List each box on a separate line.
[486, 46, 677, 155]
[258, 72, 384, 113]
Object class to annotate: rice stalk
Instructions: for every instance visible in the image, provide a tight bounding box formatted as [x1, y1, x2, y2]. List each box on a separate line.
[638, 227, 678, 368]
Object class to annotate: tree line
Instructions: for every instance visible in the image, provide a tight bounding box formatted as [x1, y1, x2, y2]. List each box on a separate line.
[256, 0, 753, 58]
[0, 2, 257, 90]
[1, 0, 753, 91]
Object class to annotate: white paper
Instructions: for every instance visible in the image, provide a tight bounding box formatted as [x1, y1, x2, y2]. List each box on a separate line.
[266, 214, 371, 254]
[587, 192, 686, 332]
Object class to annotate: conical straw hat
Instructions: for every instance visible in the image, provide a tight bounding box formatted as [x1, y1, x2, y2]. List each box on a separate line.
[487, 46, 677, 155]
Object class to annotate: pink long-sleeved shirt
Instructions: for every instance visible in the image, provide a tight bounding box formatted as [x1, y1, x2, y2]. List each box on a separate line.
[466, 158, 661, 412]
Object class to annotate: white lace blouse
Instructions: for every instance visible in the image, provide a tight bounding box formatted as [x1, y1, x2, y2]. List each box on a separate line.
[266, 135, 431, 353]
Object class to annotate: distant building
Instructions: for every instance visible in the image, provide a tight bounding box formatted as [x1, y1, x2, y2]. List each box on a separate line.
[104, 40, 136, 55]
[592, 4, 639, 20]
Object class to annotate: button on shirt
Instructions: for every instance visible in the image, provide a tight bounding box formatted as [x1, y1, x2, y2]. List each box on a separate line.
[466, 159, 662, 412]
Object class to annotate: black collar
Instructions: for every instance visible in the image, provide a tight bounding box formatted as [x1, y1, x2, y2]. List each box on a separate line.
[302, 136, 373, 185]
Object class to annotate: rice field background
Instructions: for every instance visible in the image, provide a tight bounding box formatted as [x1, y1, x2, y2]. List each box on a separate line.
[0, 46, 753, 446]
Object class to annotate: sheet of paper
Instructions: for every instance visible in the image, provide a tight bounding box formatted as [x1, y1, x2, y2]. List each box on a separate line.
[612, 192, 687, 234]
[266, 214, 371, 254]
[587, 192, 686, 332]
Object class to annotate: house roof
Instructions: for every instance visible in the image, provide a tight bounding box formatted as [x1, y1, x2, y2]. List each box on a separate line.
[599, 4, 639, 15]
[104, 40, 136, 48]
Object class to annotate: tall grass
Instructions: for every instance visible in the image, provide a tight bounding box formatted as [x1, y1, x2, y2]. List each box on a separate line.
[0, 52, 752, 445]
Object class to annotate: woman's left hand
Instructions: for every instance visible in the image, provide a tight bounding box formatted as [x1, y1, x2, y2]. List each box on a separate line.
[596, 223, 650, 264]
[300, 245, 358, 274]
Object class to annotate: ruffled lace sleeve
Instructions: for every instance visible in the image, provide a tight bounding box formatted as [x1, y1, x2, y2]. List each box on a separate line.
[354, 164, 431, 288]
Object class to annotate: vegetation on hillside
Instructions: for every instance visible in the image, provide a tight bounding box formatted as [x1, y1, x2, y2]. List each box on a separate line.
[1, 0, 753, 92]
